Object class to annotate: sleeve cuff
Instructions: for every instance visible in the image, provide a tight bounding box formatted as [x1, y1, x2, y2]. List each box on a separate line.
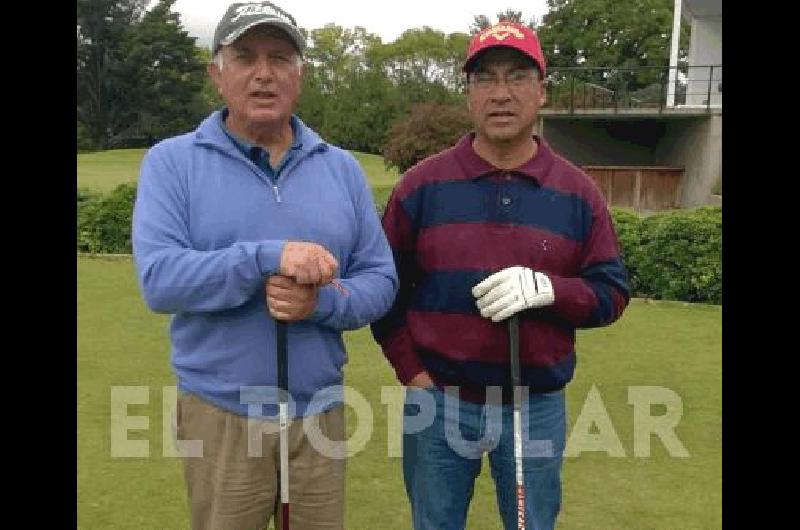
[310, 285, 336, 323]
[256, 240, 287, 276]
[395, 359, 427, 386]
[384, 330, 427, 384]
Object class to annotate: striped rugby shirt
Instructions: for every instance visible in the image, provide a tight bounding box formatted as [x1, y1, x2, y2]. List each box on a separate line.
[371, 133, 630, 402]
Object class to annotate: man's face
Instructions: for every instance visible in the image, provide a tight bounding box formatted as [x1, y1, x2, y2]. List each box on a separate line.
[209, 25, 303, 130]
[466, 48, 546, 145]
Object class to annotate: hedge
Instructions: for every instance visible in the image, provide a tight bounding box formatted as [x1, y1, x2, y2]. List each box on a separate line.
[76, 185, 721, 304]
[77, 183, 137, 254]
[610, 206, 722, 304]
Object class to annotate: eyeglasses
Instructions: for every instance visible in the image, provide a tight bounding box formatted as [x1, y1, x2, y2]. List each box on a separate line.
[469, 70, 538, 90]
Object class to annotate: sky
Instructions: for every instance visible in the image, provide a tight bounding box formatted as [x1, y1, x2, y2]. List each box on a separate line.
[157, 0, 550, 49]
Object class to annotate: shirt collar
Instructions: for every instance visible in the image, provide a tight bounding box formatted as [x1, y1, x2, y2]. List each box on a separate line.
[453, 132, 556, 185]
[218, 109, 304, 161]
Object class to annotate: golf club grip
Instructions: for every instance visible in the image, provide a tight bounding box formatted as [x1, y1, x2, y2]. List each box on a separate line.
[276, 320, 288, 393]
[516, 485, 526, 529]
[509, 315, 520, 387]
[282, 503, 290, 530]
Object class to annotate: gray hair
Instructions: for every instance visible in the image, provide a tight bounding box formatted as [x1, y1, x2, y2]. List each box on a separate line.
[212, 50, 225, 70]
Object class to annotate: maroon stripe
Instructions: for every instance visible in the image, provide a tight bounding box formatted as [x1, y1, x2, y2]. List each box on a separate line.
[549, 276, 596, 326]
[540, 155, 597, 195]
[580, 209, 623, 266]
[378, 326, 426, 384]
[393, 147, 464, 201]
[408, 311, 573, 366]
[382, 194, 415, 252]
[416, 223, 582, 273]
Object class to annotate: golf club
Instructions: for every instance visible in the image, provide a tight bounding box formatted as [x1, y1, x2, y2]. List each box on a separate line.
[276, 319, 290, 530]
[508, 314, 526, 530]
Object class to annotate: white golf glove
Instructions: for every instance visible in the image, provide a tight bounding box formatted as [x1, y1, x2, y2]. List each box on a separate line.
[472, 267, 555, 322]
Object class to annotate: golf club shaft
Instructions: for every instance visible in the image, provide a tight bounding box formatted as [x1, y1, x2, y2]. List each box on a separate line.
[276, 319, 290, 530]
[509, 314, 526, 530]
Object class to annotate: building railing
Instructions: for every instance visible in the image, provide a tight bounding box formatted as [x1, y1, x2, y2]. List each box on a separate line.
[543, 65, 722, 113]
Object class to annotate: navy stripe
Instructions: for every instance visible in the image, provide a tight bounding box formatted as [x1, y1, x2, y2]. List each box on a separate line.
[584, 258, 630, 297]
[411, 270, 487, 314]
[401, 179, 593, 242]
[409, 264, 628, 321]
[586, 281, 615, 326]
[421, 349, 576, 392]
[583, 258, 630, 326]
[371, 249, 415, 340]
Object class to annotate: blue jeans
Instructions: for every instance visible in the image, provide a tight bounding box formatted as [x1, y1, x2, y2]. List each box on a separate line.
[402, 385, 566, 530]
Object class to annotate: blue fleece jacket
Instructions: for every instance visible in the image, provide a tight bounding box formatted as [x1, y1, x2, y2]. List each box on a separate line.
[132, 111, 398, 418]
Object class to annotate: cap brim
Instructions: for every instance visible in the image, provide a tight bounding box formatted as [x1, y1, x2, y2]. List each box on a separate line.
[219, 19, 305, 53]
[462, 45, 508, 72]
[462, 45, 542, 74]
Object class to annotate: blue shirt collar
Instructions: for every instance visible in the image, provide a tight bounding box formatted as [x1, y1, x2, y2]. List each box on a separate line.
[218, 108, 304, 162]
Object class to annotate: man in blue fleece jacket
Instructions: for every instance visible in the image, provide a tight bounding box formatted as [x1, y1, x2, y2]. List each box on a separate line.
[131, 2, 397, 528]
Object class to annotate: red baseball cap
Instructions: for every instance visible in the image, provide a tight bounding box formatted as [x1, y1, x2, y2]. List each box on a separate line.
[463, 22, 546, 77]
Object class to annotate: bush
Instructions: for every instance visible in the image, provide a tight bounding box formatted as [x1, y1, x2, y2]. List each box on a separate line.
[610, 208, 644, 294]
[382, 101, 473, 173]
[611, 206, 722, 304]
[77, 183, 137, 254]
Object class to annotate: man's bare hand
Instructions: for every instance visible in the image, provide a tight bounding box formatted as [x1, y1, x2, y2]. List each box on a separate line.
[280, 241, 338, 286]
[407, 371, 435, 389]
[266, 275, 319, 321]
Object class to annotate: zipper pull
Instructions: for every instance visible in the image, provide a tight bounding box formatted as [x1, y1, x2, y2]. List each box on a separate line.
[273, 184, 282, 203]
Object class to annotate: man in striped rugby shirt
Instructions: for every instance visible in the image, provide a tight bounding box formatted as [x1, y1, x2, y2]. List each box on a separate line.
[371, 21, 630, 530]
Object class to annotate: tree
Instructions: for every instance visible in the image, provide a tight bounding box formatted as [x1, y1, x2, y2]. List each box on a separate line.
[371, 27, 470, 146]
[297, 25, 471, 154]
[536, 0, 689, 90]
[376, 27, 470, 92]
[195, 46, 224, 114]
[117, 0, 208, 145]
[470, 9, 539, 34]
[297, 24, 393, 153]
[77, 0, 149, 149]
[77, 0, 208, 149]
[382, 101, 473, 173]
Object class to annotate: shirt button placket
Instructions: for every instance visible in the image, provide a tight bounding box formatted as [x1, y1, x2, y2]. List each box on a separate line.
[499, 173, 513, 218]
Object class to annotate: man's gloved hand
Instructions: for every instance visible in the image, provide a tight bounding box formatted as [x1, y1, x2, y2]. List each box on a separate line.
[471, 266, 554, 322]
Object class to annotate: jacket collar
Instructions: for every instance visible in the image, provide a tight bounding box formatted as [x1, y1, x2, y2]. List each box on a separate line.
[193, 109, 328, 158]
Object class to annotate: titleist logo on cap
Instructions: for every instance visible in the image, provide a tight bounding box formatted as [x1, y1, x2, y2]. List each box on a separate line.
[229, 3, 290, 24]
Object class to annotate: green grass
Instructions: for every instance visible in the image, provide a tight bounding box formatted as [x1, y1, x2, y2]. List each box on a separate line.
[78, 256, 721, 529]
[76, 148, 400, 201]
[350, 151, 400, 208]
[77, 149, 148, 193]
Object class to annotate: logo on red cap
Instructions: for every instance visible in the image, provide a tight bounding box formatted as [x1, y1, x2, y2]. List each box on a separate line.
[464, 22, 546, 77]
[479, 23, 525, 43]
